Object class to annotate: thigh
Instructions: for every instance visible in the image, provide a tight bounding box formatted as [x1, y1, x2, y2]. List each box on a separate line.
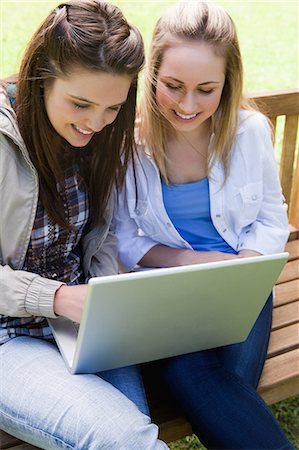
[98, 364, 150, 416]
[157, 346, 222, 400]
[216, 293, 273, 388]
[0, 337, 167, 450]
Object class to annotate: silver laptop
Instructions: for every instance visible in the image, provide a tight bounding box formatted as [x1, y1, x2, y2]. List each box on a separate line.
[48, 252, 288, 374]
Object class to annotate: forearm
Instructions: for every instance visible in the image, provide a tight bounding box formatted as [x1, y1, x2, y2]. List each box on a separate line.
[139, 245, 240, 268]
[238, 249, 262, 257]
[139, 245, 191, 267]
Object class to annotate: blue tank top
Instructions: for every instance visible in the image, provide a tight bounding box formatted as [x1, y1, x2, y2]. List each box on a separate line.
[161, 177, 237, 254]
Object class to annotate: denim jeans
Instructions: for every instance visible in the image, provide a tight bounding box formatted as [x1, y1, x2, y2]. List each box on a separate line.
[0, 336, 168, 450]
[156, 294, 294, 449]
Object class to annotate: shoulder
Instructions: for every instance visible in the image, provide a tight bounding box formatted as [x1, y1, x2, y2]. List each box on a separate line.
[229, 110, 274, 168]
[237, 109, 270, 138]
[0, 86, 21, 141]
[132, 143, 155, 171]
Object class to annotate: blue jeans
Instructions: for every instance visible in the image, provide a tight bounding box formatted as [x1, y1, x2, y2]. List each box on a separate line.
[0, 336, 168, 450]
[155, 294, 294, 449]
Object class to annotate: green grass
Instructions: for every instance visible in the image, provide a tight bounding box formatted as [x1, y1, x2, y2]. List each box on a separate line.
[0, 1, 298, 448]
[1, 0, 298, 93]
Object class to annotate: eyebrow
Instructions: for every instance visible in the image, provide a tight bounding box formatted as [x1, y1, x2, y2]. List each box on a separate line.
[163, 77, 220, 86]
[68, 94, 126, 108]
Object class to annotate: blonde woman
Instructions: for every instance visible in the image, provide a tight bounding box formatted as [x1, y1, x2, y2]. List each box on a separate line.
[114, 1, 292, 448]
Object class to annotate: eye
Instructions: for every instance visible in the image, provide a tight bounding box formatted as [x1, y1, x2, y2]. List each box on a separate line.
[108, 105, 122, 113]
[165, 83, 181, 91]
[73, 103, 89, 110]
[198, 89, 214, 95]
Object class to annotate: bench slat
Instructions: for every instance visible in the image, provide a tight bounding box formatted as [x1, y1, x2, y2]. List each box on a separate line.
[159, 417, 193, 444]
[258, 349, 299, 404]
[288, 225, 299, 241]
[267, 323, 299, 357]
[8, 445, 39, 450]
[285, 239, 299, 261]
[280, 114, 298, 205]
[277, 259, 299, 284]
[0, 431, 24, 449]
[0, 431, 39, 450]
[270, 116, 277, 137]
[289, 149, 299, 229]
[274, 279, 299, 307]
[272, 301, 299, 330]
[252, 89, 299, 116]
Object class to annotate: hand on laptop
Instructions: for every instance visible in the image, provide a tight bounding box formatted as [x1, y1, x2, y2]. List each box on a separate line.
[54, 285, 88, 322]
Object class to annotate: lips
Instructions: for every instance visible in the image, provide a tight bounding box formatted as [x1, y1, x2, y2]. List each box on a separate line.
[173, 110, 200, 122]
[175, 111, 198, 120]
[72, 124, 94, 135]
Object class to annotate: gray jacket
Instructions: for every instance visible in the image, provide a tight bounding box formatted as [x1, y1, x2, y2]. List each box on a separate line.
[0, 88, 118, 319]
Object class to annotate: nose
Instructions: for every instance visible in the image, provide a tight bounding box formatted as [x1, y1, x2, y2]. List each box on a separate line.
[178, 91, 197, 114]
[86, 114, 105, 133]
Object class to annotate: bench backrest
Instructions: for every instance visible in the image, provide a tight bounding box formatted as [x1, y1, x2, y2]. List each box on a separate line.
[250, 89, 299, 230]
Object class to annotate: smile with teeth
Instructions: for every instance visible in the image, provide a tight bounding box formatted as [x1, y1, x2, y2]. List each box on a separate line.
[174, 111, 199, 120]
[72, 124, 94, 135]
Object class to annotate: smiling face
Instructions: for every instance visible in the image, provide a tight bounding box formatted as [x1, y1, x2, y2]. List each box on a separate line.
[156, 40, 226, 139]
[44, 68, 132, 147]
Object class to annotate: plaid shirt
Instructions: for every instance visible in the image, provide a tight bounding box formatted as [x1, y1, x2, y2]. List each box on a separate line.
[0, 166, 89, 343]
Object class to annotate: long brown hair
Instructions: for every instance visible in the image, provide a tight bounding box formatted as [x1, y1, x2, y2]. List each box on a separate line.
[14, 0, 144, 227]
[140, 1, 253, 181]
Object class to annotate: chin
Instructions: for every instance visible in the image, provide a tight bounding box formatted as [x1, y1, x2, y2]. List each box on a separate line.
[66, 137, 92, 148]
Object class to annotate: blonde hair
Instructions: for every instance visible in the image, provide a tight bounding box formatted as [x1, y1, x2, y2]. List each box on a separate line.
[140, 0, 253, 180]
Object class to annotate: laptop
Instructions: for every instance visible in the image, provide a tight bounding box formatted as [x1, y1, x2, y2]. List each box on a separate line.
[48, 252, 288, 374]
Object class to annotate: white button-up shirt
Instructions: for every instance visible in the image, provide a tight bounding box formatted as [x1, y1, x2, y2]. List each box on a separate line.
[114, 110, 289, 271]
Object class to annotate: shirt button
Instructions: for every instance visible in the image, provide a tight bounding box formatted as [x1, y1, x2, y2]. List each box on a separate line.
[137, 228, 145, 236]
[251, 195, 257, 201]
[135, 209, 140, 215]
[222, 229, 227, 233]
[216, 214, 221, 218]
[167, 222, 172, 227]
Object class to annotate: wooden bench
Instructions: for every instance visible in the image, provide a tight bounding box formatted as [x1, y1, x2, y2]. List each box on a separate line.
[1, 89, 298, 449]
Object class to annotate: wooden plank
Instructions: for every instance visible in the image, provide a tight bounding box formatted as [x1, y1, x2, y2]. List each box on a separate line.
[251, 89, 299, 116]
[277, 259, 299, 284]
[274, 279, 299, 307]
[289, 149, 299, 230]
[270, 116, 277, 141]
[285, 239, 299, 261]
[288, 225, 299, 241]
[159, 417, 193, 443]
[260, 376, 299, 405]
[8, 445, 40, 450]
[280, 114, 298, 205]
[0, 430, 23, 449]
[272, 301, 299, 330]
[267, 323, 299, 357]
[258, 349, 299, 404]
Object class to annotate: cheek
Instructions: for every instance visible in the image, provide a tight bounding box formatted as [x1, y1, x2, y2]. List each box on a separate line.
[107, 111, 120, 124]
[205, 93, 222, 112]
[156, 86, 173, 110]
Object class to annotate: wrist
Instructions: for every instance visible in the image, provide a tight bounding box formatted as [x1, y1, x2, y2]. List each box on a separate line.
[53, 285, 68, 316]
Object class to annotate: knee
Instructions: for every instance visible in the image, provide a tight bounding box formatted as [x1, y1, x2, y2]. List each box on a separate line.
[84, 413, 168, 450]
